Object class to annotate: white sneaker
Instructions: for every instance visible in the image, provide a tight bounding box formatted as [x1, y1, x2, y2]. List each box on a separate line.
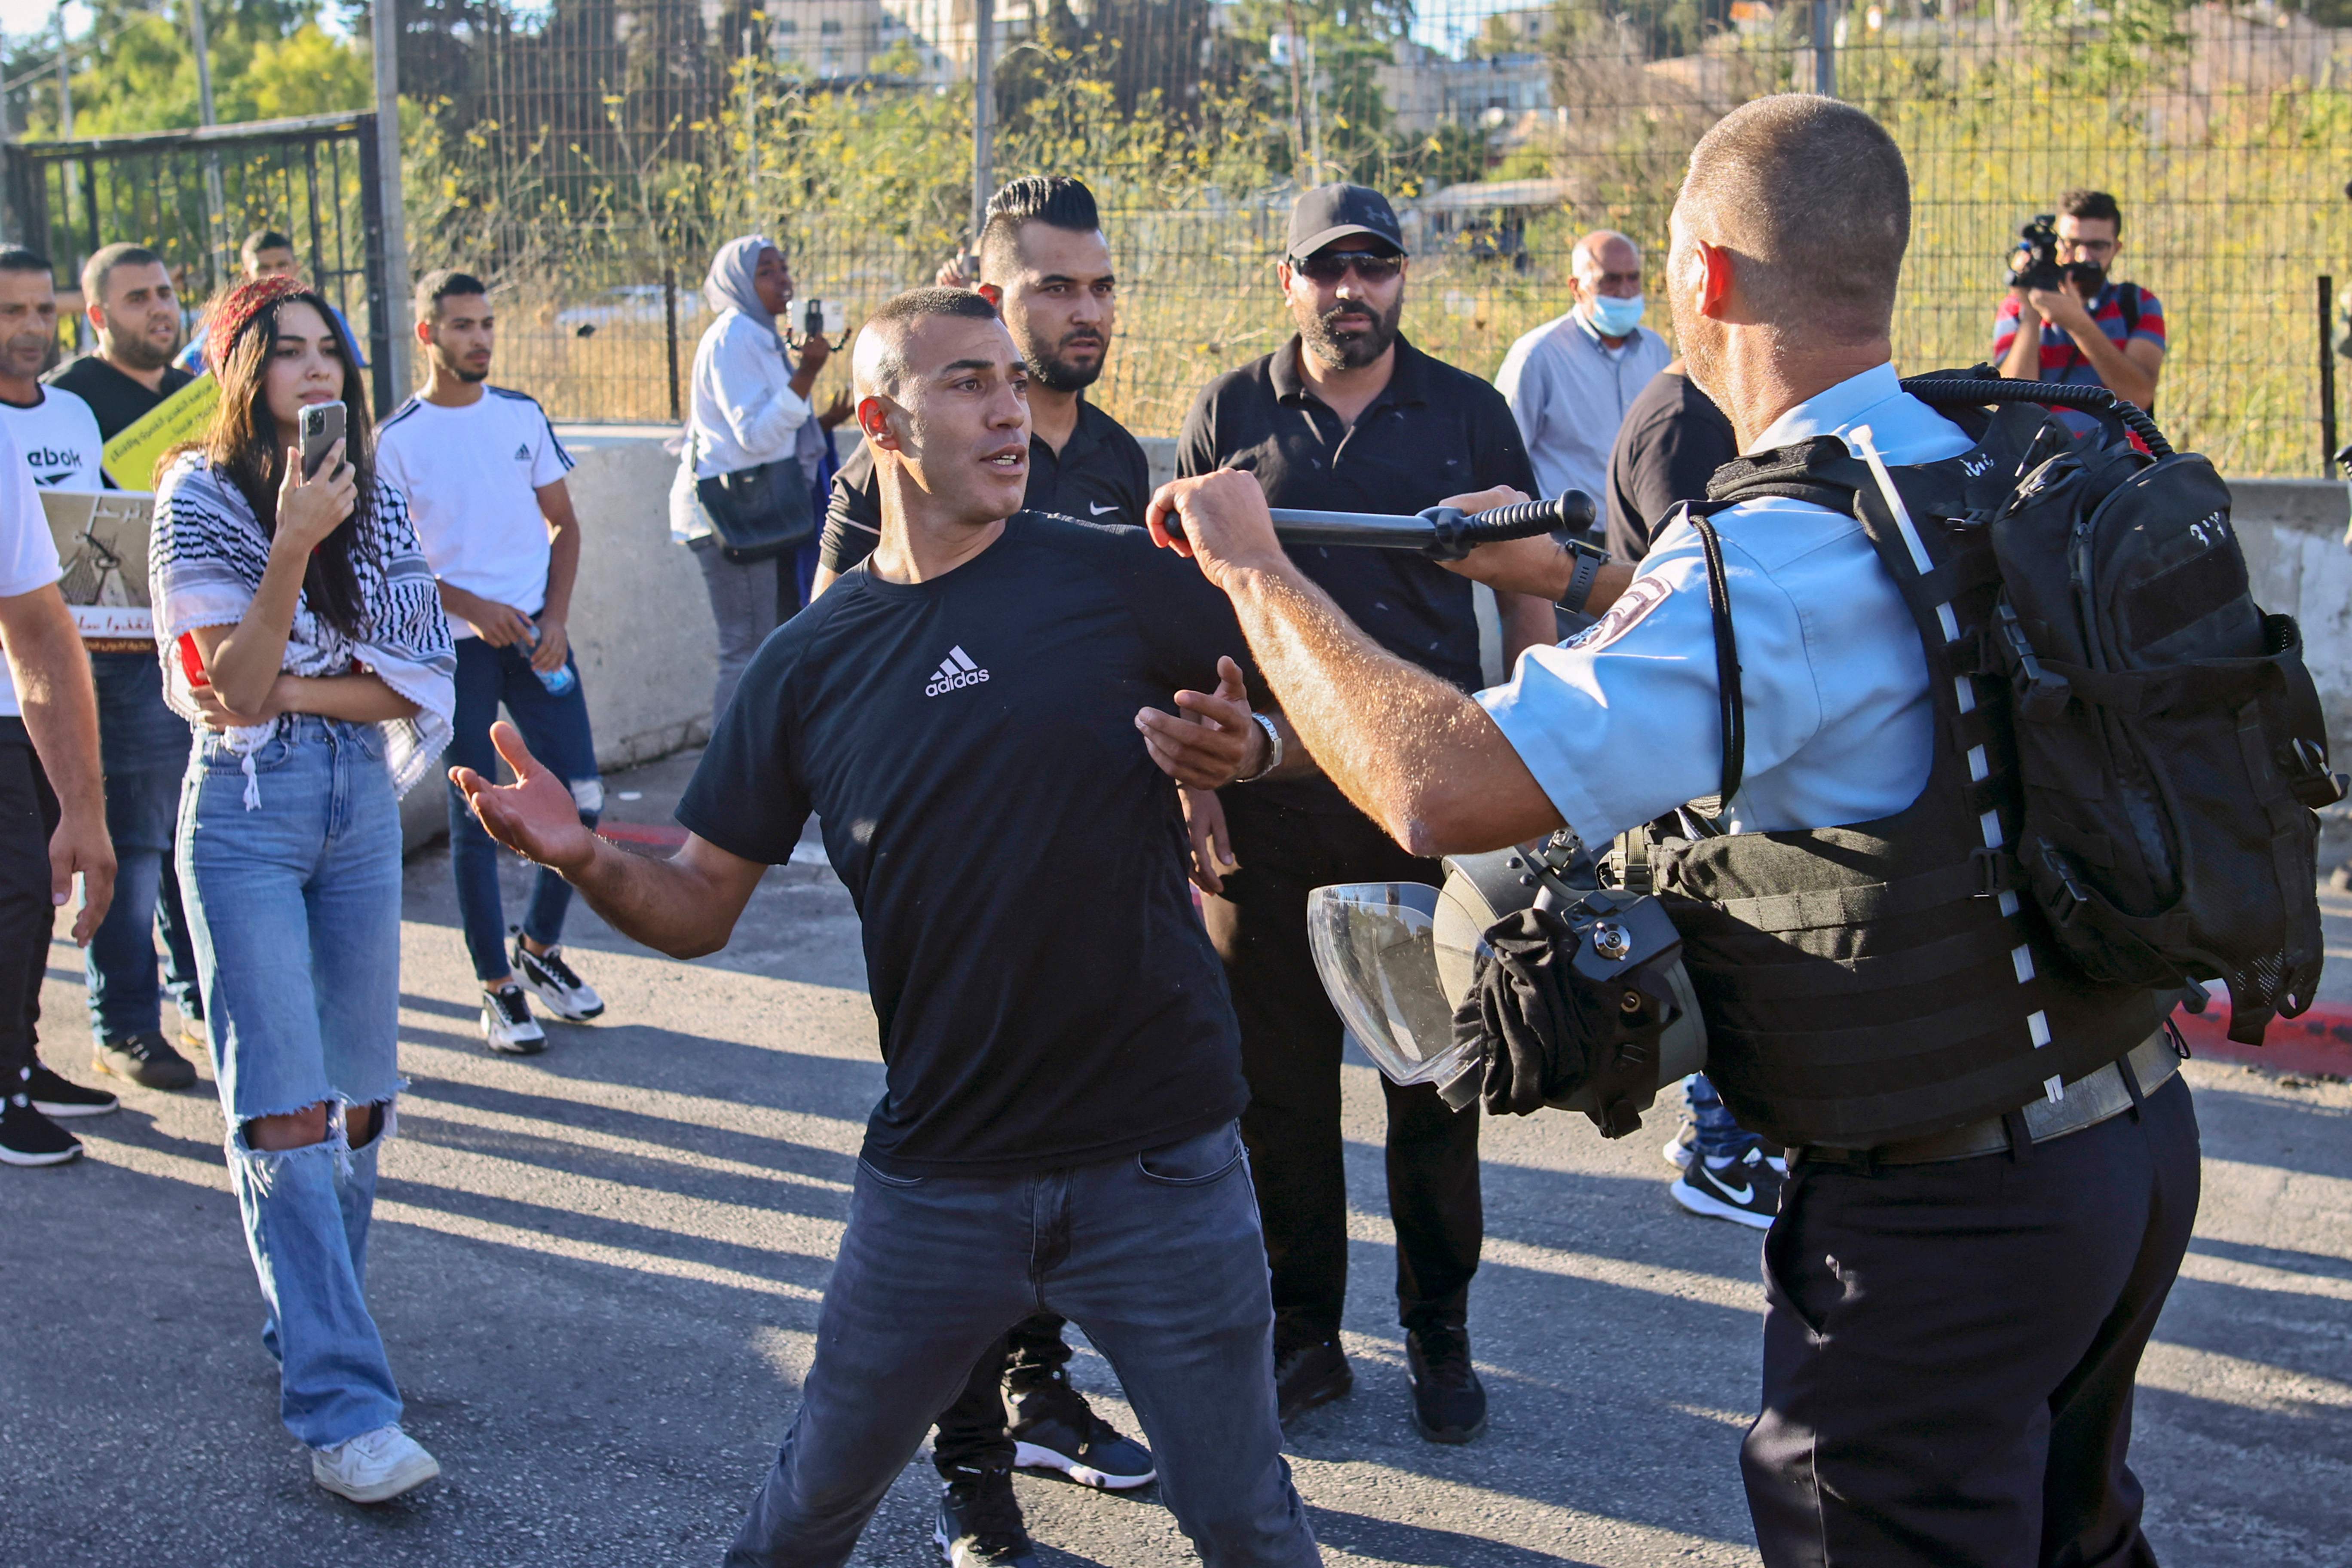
[310, 1423, 440, 1504]
[511, 932, 605, 1022]
[481, 985, 547, 1055]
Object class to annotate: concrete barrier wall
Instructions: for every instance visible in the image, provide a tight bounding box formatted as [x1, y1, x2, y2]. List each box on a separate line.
[2232, 478, 2352, 756]
[402, 429, 2352, 850]
[400, 424, 717, 851]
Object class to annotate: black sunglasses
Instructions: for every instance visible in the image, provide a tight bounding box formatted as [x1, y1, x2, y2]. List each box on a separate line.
[1292, 250, 1404, 284]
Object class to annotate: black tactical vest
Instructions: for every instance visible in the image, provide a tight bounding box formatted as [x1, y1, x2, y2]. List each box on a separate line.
[1622, 407, 2161, 1149]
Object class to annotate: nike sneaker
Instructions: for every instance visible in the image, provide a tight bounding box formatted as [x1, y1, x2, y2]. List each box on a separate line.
[1670, 1145, 1784, 1230]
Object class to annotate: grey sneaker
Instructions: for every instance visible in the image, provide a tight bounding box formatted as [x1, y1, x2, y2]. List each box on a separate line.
[481, 985, 547, 1055]
[310, 1423, 439, 1504]
[512, 932, 605, 1022]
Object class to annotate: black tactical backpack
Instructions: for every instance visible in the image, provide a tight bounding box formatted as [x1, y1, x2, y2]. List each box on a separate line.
[1709, 371, 2340, 1045]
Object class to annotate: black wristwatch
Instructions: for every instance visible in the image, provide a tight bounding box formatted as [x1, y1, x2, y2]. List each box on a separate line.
[1555, 538, 1609, 616]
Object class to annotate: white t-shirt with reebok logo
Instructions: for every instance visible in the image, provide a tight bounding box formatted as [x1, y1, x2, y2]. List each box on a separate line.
[0, 418, 67, 717]
[375, 386, 574, 637]
[0, 385, 106, 492]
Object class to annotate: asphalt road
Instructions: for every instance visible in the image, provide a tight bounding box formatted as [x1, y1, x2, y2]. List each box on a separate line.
[6, 748, 2350, 1567]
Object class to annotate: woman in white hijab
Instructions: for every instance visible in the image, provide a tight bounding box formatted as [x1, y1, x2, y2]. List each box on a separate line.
[669, 234, 849, 724]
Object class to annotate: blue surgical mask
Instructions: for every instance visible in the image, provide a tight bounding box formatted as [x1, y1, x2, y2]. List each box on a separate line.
[1587, 294, 1646, 337]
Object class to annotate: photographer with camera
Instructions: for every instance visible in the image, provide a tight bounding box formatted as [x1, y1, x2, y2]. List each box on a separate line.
[1152, 97, 2202, 1565]
[1994, 190, 2165, 430]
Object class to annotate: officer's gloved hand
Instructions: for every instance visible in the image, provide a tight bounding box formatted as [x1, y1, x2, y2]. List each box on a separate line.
[1454, 907, 1589, 1118]
[1454, 906, 1672, 1136]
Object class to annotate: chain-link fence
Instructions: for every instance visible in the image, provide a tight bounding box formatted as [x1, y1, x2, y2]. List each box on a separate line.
[396, 0, 2351, 475]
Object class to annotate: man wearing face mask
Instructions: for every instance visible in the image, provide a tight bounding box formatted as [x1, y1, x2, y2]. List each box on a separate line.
[1175, 184, 1552, 1446]
[1495, 231, 1672, 535]
[811, 175, 1149, 591]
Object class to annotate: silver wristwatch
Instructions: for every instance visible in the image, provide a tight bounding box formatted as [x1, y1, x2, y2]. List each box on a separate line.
[1235, 712, 1284, 783]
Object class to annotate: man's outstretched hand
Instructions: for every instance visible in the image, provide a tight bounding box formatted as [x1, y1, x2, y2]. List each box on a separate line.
[451, 720, 598, 877]
[1137, 655, 1263, 789]
[1146, 470, 1289, 592]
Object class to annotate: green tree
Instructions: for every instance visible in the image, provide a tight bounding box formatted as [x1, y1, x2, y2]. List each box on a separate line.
[10, 1, 364, 139]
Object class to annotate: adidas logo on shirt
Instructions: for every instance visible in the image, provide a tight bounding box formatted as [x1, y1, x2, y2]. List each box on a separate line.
[925, 645, 989, 697]
[514, 443, 532, 461]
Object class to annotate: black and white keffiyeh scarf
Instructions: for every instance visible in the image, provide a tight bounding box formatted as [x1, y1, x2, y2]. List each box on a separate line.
[151, 451, 456, 803]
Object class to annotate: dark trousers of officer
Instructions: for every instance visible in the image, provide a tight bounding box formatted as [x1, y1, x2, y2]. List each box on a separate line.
[931, 1311, 1074, 1475]
[1745, 1071, 2199, 1567]
[1203, 794, 1482, 1351]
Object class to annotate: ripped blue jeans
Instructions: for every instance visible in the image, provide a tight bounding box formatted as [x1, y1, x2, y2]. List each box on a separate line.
[179, 716, 406, 1450]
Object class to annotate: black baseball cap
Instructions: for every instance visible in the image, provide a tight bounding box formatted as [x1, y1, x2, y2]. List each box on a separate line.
[1286, 184, 1407, 261]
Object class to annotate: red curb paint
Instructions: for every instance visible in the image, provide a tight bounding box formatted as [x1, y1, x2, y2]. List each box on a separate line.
[2172, 999, 2352, 1078]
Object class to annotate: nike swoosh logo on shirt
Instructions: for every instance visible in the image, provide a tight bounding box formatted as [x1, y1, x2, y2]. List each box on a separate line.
[1088, 502, 1118, 516]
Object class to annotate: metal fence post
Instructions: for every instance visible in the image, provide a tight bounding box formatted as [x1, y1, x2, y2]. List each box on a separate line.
[372, 0, 413, 404]
[189, 0, 226, 291]
[2322, 275, 2339, 476]
[665, 264, 681, 423]
[1812, 0, 1837, 98]
[970, 0, 994, 245]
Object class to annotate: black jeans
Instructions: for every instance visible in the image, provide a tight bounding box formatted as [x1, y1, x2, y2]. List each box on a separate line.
[931, 1311, 1075, 1476]
[1745, 1071, 2199, 1566]
[0, 721, 60, 1083]
[1204, 793, 1482, 1350]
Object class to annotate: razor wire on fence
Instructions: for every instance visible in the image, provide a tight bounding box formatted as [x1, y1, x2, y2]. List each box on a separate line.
[60, 0, 2350, 474]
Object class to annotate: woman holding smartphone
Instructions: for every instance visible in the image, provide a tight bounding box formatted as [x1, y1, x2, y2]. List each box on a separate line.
[668, 234, 851, 723]
[150, 275, 455, 1503]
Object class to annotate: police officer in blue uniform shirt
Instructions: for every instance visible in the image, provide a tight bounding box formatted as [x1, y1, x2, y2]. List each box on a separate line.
[1145, 95, 2195, 1567]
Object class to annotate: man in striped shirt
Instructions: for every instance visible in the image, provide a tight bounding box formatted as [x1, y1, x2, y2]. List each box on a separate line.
[1992, 189, 2165, 439]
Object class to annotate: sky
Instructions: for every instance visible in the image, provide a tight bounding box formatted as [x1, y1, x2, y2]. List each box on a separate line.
[0, 2, 88, 47]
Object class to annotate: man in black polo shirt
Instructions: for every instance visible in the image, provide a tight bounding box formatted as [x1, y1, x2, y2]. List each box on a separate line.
[812, 175, 1149, 592]
[1175, 183, 1550, 1445]
[455, 289, 1322, 1568]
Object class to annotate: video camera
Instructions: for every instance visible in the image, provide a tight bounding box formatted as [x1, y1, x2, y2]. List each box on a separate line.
[2009, 214, 2100, 293]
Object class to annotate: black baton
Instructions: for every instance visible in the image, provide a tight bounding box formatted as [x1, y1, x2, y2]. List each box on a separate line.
[1265, 492, 1595, 560]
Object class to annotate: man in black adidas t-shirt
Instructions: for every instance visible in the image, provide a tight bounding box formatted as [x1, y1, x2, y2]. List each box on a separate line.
[454, 289, 1322, 1568]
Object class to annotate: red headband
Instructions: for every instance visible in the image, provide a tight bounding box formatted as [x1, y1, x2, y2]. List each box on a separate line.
[205, 275, 312, 374]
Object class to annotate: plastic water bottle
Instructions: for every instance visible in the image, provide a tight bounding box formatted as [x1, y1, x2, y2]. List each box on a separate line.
[523, 626, 576, 695]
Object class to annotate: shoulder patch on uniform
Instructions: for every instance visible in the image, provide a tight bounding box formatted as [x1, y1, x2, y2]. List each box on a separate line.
[1564, 573, 1672, 653]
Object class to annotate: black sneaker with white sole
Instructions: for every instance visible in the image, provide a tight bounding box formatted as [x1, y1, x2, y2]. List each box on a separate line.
[26, 1062, 117, 1119]
[1006, 1372, 1155, 1489]
[934, 1463, 1039, 1568]
[1670, 1145, 1785, 1230]
[511, 931, 604, 1022]
[481, 985, 548, 1055]
[1, 1094, 83, 1166]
